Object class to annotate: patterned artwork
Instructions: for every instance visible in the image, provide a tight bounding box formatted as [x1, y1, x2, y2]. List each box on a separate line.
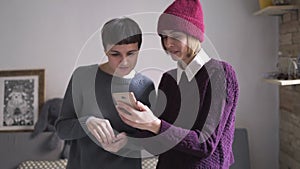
[3, 79, 35, 126]
[0, 69, 44, 131]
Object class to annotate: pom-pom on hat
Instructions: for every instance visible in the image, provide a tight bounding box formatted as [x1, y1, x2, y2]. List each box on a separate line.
[157, 0, 205, 42]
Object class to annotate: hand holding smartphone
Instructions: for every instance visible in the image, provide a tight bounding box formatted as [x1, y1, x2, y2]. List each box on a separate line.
[112, 92, 139, 110]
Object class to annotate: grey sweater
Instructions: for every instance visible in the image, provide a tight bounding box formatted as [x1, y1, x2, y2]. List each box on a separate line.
[55, 64, 155, 169]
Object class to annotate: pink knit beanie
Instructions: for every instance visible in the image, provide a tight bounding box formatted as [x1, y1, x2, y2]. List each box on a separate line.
[157, 0, 205, 42]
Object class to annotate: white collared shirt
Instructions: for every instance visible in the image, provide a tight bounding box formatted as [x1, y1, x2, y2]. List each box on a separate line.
[177, 49, 211, 84]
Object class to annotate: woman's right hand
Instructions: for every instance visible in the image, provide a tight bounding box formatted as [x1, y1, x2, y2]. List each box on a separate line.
[101, 132, 128, 153]
[116, 101, 161, 134]
[86, 116, 116, 144]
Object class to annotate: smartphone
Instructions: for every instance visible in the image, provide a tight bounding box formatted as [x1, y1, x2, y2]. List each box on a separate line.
[112, 92, 139, 110]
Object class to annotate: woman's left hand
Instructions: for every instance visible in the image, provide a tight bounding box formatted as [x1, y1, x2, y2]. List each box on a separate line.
[116, 101, 161, 134]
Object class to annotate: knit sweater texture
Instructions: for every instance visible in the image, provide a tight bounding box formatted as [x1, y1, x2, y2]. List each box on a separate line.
[55, 64, 155, 169]
[142, 59, 239, 169]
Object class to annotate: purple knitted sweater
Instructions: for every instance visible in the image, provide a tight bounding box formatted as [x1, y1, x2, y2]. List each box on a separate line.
[143, 59, 239, 169]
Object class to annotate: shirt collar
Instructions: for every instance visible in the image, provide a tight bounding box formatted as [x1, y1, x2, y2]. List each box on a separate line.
[177, 49, 211, 84]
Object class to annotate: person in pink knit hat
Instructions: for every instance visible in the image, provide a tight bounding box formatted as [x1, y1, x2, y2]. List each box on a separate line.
[116, 0, 239, 168]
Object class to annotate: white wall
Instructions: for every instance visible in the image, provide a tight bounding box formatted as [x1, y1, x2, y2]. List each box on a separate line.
[201, 1, 279, 169]
[0, 0, 279, 168]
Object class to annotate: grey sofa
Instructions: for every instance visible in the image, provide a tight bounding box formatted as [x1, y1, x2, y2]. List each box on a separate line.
[0, 128, 250, 169]
[230, 128, 251, 169]
[0, 132, 63, 169]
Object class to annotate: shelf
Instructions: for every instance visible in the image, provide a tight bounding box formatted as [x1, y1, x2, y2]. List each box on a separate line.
[254, 5, 299, 16]
[264, 78, 300, 85]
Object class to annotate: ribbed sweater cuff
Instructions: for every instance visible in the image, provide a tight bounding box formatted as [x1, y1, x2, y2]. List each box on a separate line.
[78, 115, 91, 133]
[159, 119, 172, 133]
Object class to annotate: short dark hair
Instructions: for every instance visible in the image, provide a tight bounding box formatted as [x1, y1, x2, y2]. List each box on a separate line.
[101, 17, 142, 51]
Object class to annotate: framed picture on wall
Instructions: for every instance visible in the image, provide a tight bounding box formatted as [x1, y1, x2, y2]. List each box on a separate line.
[0, 69, 45, 131]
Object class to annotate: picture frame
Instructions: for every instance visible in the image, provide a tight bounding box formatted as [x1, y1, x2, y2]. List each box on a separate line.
[0, 69, 45, 131]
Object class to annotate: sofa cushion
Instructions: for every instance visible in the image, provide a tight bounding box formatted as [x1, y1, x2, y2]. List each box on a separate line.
[18, 159, 67, 169]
